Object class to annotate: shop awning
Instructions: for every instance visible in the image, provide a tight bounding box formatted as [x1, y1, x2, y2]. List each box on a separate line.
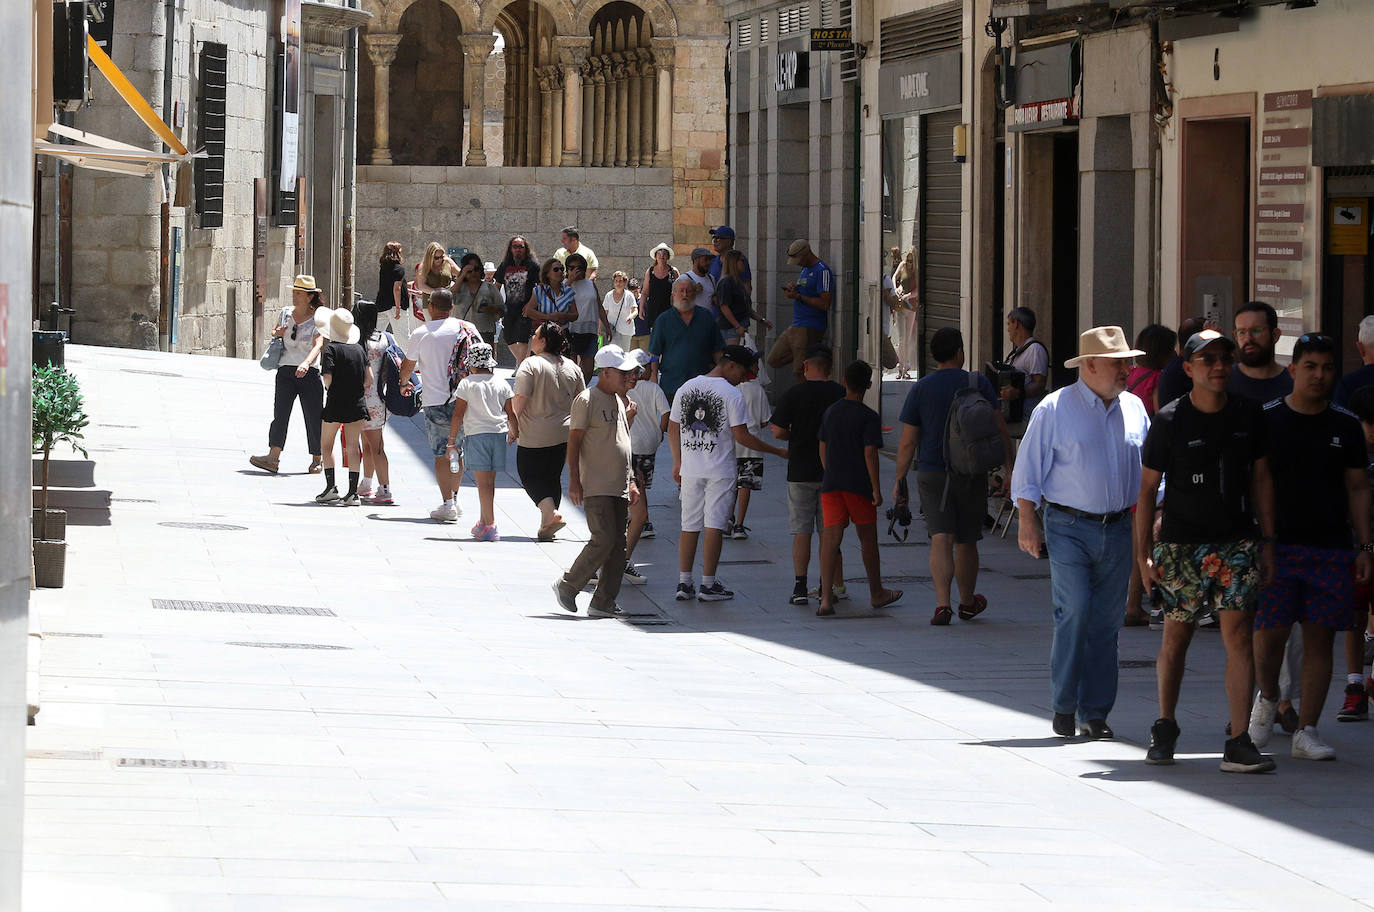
[34, 35, 201, 177]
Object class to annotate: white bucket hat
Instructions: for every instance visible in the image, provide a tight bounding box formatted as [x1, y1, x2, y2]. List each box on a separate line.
[314, 307, 360, 345]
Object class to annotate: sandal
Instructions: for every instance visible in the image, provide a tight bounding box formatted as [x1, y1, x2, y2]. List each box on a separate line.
[872, 589, 903, 610]
[957, 594, 988, 621]
[816, 605, 836, 617]
[931, 606, 953, 626]
[537, 519, 567, 541]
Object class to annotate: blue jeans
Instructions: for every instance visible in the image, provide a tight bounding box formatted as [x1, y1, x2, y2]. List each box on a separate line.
[1043, 506, 1132, 722]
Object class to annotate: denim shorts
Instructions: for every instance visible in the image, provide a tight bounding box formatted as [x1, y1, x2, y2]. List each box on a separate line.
[464, 432, 507, 472]
[422, 402, 457, 458]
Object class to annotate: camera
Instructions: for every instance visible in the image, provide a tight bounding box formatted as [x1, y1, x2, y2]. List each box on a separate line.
[886, 478, 912, 541]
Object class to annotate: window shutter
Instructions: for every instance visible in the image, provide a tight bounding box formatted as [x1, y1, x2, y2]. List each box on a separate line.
[194, 41, 227, 229]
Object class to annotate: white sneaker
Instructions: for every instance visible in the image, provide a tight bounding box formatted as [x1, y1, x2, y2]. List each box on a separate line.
[429, 501, 459, 523]
[1248, 693, 1277, 748]
[1292, 727, 1336, 760]
[358, 479, 374, 498]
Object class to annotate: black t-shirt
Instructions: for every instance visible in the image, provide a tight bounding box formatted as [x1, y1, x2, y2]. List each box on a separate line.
[1155, 355, 1190, 411]
[1263, 399, 1366, 548]
[320, 341, 368, 423]
[495, 259, 540, 315]
[716, 275, 752, 332]
[1334, 362, 1374, 407]
[770, 379, 846, 483]
[1142, 394, 1265, 543]
[1228, 365, 1292, 406]
[819, 398, 884, 497]
[376, 261, 406, 311]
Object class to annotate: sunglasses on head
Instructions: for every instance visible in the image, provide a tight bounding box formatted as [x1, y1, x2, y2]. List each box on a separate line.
[1298, 332, 1334, 345]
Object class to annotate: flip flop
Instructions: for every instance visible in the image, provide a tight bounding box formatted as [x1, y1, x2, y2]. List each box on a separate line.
[871, 589, 903, 610]
[957, 594, 987, 621]
[931, 605, 953, 626]
[816, 605, 836, 617]
[537, 519, 567, 541]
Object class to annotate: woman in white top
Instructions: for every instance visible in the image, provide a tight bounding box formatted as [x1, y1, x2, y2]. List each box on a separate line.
[250, 274, 327, 475]
[564, 253, 601, 380]
[601, 270, 638, 354]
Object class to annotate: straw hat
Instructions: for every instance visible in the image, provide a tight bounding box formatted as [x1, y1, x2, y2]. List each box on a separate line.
[292, 274, 320, 293]
[314, 307, 360, 345]
[1063, 326, 1145, 369]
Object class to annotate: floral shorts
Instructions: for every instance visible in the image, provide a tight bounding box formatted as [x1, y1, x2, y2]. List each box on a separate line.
[1152, 539, 1260, 624]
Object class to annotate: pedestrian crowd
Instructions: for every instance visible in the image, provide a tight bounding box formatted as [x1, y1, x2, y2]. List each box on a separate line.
[247, 231, 1374, 774]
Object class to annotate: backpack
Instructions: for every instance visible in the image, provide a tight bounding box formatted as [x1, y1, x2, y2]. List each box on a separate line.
[445, 320, 485, 401]
[943, 371, 1004, 478]
[376, 332, 422, 418]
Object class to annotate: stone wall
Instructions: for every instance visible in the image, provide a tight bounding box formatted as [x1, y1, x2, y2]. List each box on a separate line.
[38, 0, 296, 356]
[355, 164, 674, 295]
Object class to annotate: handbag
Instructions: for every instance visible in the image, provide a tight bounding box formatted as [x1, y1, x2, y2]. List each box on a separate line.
[259, 335, 284, 371]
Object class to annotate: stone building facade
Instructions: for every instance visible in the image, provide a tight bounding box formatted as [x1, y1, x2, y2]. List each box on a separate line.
[353, 0, 728, 292]
[36, 0, 365, 356]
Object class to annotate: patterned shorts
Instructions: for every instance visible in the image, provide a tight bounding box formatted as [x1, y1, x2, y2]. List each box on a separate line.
[736, 457, 764, 491]
[631, 453, 656, 490]
[1257, 543, 1356, 630]
[1152, 540, 1260, 624]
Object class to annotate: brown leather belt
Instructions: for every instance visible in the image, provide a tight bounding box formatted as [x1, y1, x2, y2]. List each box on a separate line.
[1046, 502, 1131, 524]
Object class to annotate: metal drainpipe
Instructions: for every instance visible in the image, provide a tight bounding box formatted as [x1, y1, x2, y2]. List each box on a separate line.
[850, 71, 862, 369]
[341, 0, 358, 307]
[159, 0, 175, 351]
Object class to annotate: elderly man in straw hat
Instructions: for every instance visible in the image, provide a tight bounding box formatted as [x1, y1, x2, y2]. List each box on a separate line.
[1011, 326, 1150, 741]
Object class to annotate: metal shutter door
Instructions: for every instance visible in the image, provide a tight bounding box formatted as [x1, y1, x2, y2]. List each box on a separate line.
[919, 108, 961, 375]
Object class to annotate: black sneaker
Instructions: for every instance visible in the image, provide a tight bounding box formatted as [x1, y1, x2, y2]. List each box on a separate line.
[1337, 682, 1369, 722]
[789, 582, 809, 606]
[697, 580, 734, 602]
[1145, 718, 1180, 765]
[623, 564, 647, 585]
[314, 486, 339, 503]
[340, 492, 361, 506]
[1220, 732, 1276, 773]
[674, 581, 696, 601]
[641, 521, 655, 540]
[731, 524, 750, 540]
[1277, 704, 1300, 734]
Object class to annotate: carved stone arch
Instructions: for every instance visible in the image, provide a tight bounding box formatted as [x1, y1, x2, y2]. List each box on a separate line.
[480, 0, 577, 35]
[362, 0, 479, 32]
[577, 0, 676, 38]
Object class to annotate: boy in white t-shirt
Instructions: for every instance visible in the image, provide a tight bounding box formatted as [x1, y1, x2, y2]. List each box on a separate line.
[624, 353, 671, 583]
[448, 342, 516, 542]
[669, 346, 788, 602]
[730, 375, 772, 540]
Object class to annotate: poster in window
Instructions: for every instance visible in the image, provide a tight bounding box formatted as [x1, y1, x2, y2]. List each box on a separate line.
[279, 0, 302, 193]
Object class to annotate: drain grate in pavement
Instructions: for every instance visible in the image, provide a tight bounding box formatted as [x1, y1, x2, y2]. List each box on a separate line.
[112, 497, 157, 504]
[152, 599, 336, 616]
[1119, 659, 1156, 668]
[227, 641, 350, 650]
[116, 758, 228, 770]
[44, 632, 104, 638]
[718, 559, 773, 565]
[158, 521, 247, 531]
[27, 749, 102, 761]
[123, 369, 183, 378]
[622, 618, 674, 626]
[1010, 573, 1052, 580]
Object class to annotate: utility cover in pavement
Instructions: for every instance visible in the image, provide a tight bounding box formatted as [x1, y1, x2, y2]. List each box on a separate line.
[116, 758, 228, 770]
[226, 641, 350, 650]
[152, 599, 336, 616]
[158, 521, 247, 531]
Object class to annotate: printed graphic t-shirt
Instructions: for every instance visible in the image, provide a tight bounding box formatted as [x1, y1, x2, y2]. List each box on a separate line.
[671, 375, 747, 479]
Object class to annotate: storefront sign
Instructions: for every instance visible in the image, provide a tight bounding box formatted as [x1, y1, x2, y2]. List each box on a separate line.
[775, 49, 806, 92]
[1330, 198, 1370, 256]
[878, 49, 961, 118]
[810, 28, 852, 52]
[1012, 96, 1080, 129]
[1253, 90, 1313, 321]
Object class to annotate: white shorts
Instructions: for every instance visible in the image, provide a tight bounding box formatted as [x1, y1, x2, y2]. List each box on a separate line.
[680, 475, 735, 533]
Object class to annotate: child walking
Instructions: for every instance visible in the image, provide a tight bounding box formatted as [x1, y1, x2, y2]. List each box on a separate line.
[816, 360, 903, 616]
[448, 342, 517, 541]
[730, 371, 772, 540]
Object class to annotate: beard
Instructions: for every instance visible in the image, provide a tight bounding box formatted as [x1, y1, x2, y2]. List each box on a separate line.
[1237, 343, 1273, 368]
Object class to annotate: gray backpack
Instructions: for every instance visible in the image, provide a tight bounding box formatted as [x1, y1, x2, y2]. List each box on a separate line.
[943, 371, 1004, 478]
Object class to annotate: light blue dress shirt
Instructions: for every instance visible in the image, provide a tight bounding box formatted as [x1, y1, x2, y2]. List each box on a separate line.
[1011, 379, 1150, 515]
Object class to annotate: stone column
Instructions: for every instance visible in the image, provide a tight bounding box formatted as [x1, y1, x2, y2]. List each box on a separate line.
[549, 67, 565, 170]
[537, 67, 555, 167]
[459, 33, 496, 166]
[555, 39, 590, 167]
[604, 55, 621, 167]
[652, 44, 673, 168]
[614, 53, 630, 167]
[580, 58, 596, 168]
[365, 33, 404, 165]
[591, 58, 608, 167]
[637, 49, 655, 166]
[627, 57, 643, 166]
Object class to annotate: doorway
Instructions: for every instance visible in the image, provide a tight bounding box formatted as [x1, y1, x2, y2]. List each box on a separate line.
[1180, 118, 1250, 336]
[1322, 190, 1374, 373]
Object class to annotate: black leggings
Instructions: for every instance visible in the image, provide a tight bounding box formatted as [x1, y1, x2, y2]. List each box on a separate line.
[516, 443, 567, 507]
[268, 365, 323, 454]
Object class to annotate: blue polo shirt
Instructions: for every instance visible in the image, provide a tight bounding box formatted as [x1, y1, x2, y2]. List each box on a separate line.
[793, 259, 832, 331]
[649, 306, 725, 402]
[708, 251, 752, 285]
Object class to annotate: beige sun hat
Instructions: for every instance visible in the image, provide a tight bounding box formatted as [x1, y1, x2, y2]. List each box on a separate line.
[1063, 326, 1145, 369]
[786, 239, 812, 264]
[292, 274, 320, 293]
[314, 307, 361, 345]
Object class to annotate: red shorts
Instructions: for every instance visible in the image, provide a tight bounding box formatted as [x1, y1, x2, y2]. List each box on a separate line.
[821, 490, 877, 528]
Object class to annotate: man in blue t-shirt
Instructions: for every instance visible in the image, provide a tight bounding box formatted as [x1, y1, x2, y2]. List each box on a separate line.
[767, 239, 833, 382]
[892, 327, 1013, 626]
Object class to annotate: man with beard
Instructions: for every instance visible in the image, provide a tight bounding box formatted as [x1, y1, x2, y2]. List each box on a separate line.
[1230, 301, 1293, 405]
[649, 275, 724, 403]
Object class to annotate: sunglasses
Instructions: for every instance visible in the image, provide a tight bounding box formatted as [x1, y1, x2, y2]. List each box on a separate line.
[1298, 333, 1334, 345]
[1192, 352, 1234, 367]
[511, 242, 526, 248]
[290, 324, 298, 340]
[550, 266, 565, 273]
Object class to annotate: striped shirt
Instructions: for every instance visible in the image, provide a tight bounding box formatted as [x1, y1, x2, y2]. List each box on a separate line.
[533, 283, 575, 316]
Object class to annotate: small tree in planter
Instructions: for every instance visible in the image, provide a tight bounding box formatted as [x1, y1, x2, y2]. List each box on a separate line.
[31, 366, 88, 580]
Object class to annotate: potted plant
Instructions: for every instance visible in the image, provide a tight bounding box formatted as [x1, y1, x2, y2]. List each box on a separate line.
[31, 364, 88, 588]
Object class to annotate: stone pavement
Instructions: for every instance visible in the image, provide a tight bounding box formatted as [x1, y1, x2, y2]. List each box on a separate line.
[23, 345, 1374, 911]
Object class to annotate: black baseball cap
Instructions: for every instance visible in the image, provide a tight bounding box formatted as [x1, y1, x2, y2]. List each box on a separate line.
[1182, 329, 1236, 359]
[720, 344, 759, 378]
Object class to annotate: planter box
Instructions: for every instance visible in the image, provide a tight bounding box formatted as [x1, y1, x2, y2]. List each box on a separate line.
[32, 539, 66, 589]
[31, 509, 66, 541]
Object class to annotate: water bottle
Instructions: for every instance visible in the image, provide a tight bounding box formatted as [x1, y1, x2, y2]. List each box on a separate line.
[448, 444, 461, 474]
